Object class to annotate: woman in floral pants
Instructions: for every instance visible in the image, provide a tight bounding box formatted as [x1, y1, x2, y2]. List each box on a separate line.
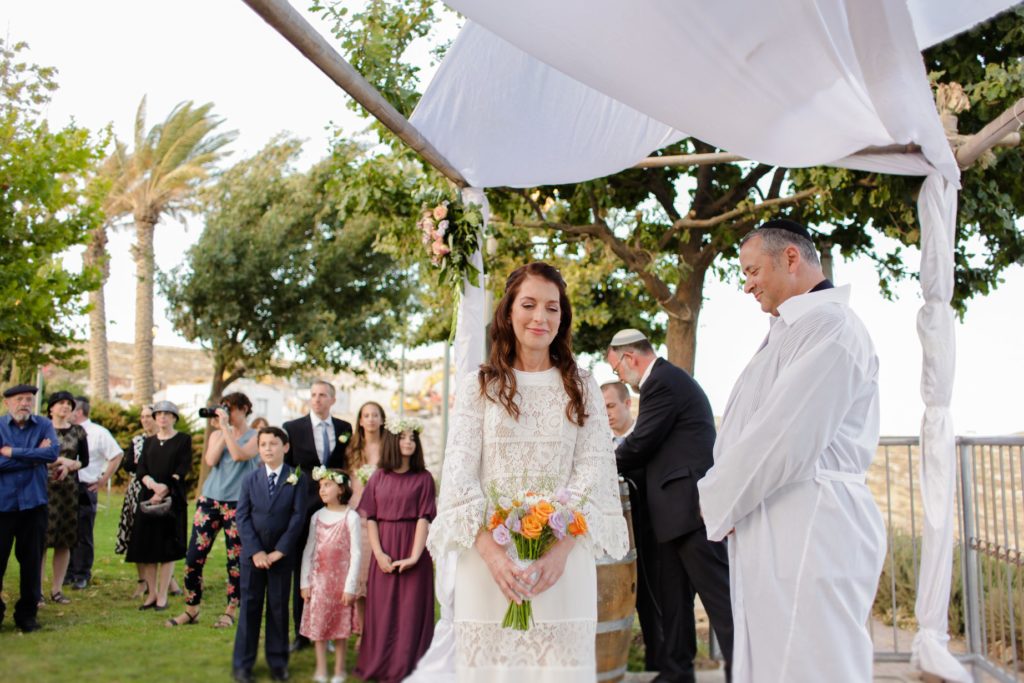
[166, 393, 259, 628]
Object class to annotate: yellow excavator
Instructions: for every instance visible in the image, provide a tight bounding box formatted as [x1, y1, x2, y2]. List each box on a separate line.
[391, 370, 448, 416]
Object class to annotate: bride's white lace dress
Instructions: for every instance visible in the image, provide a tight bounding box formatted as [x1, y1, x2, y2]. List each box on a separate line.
[427, 367, 629, 682]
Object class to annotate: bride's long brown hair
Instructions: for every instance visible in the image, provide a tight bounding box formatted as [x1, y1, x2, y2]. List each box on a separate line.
[478, 262, 588, 426]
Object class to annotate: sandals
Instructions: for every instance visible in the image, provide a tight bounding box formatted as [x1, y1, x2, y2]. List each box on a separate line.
[213, 612, 235, 629]
[50, 591, 71, 605]
[165, 611, 199, 627]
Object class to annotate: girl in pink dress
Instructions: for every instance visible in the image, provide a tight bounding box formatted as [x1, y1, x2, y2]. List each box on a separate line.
[300, 468, 362, 683]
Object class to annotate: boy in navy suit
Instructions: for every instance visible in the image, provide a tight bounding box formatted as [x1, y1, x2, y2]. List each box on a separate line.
[233, 427, 307, 683]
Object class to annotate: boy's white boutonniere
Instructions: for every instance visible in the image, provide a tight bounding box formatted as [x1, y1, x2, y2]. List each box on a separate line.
[285, 470, 301, 486]
[338, 432, 351, 444]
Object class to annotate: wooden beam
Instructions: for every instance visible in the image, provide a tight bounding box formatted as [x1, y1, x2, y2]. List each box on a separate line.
[632, 143, 923, 170]
[955, 97, 1024, 169]
[633, 152, 746, 168]
[241, 0, 469, 187]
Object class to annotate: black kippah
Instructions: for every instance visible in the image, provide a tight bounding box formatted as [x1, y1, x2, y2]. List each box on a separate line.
[756, 218, 812, 241]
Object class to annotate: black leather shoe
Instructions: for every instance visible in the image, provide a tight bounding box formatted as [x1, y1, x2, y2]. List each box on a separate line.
[17, 618, 42, 633]
[71, 578, 88, 590]
[288, 637, 309, 653]
[270, 667, 289, 682]
[231, 669, 253, 683]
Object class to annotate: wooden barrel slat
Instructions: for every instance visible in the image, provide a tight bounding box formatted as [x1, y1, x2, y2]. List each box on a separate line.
[595, 479, 638, 683]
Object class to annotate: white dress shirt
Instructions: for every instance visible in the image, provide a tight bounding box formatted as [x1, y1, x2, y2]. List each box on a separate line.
[309, 413, 335, 464]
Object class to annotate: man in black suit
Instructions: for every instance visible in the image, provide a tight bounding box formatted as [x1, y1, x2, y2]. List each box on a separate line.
[233, 427, 307, 683]
[282, 379, 352, 651]
[608, 329, 733, 683]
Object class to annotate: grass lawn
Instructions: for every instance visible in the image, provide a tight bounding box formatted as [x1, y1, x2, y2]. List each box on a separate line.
[2, 492, 695, 682]
[1, 492, 360, 683]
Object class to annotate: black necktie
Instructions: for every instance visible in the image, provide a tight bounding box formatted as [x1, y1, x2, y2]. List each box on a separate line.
[268, 472, 278, 497]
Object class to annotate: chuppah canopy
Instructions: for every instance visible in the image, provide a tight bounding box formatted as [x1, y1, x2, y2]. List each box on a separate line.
[402, 2, 1019, 680]
[240, 0, 1021, 679]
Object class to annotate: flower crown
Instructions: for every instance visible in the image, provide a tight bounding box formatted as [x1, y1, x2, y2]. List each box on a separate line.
[312, 466, 349, 486]
[386, 417, 425, 435]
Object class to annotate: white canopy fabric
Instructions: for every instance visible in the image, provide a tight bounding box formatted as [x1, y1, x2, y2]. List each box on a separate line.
[407, 1, 1020, 680]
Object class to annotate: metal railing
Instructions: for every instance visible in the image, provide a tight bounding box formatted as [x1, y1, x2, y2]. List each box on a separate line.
[871, 435, 1024, 682]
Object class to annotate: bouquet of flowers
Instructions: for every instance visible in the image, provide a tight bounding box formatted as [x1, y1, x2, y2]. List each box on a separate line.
[486, 486, 589, 630]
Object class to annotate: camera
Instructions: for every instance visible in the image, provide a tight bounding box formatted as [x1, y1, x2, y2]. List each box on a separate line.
[199, 404, 229, 419]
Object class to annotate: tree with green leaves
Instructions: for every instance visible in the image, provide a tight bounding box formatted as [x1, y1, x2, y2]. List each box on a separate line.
[104, 98, 236, 404]
[161, 137, 415, 406]
[0, 39, 105, 384]
[313, 1, 1024, 371]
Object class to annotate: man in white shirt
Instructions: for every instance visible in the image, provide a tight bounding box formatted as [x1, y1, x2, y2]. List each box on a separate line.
[68, 396, 123, 589]
[698, 219, 886, 682]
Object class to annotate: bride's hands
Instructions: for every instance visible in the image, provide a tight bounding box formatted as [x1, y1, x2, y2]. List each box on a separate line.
[520, 537, 575, 598]
[475, 530, 530, 605]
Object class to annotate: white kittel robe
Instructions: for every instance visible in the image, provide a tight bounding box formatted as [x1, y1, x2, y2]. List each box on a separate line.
[698, 285, 886, 683]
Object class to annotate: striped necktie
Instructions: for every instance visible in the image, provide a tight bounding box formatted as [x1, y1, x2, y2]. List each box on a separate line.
[268, 471, 278, 497]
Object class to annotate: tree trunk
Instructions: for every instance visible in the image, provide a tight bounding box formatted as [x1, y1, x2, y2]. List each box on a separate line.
[132, 218, 156, 405]
[664, 257, 709, 375]
[85, 225, 110, 400]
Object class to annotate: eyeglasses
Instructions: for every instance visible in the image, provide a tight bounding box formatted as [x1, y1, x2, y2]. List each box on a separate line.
[610, 352, 630, 376]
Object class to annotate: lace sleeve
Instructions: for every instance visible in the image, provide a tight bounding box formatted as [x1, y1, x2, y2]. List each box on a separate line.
[426, 372, 487, 557]
[566, 372, 629, 560]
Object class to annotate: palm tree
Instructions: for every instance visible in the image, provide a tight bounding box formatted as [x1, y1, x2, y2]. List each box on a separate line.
[84, 221, 111, 400]
[105, 97, 235, 404]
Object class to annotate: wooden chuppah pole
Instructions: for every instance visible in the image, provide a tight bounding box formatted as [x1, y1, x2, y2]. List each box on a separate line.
[241, 0, 469, 188]
[955, 96, 1024, 169]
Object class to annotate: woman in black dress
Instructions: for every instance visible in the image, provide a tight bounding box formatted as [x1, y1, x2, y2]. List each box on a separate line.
[42, 391, 89, 605]
[126, 401, 191, 611]
[116, 404, 184, 599]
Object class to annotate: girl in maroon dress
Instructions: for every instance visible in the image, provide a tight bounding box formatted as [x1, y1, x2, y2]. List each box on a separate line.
[300, 468, 362, 683]
[355, 420, 436, 682]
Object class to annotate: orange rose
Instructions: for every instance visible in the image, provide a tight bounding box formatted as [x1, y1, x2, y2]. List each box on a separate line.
[568, 510, 588, 537]
[488, 511, 504, 531]
[532, 500, 555, 524]
[520, 513, 544, 539]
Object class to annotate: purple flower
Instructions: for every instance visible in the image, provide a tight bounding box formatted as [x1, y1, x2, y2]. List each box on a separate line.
[507, 513, 522, 533]
[548, 510, 568, 539]
[492, 524, 511, 546]
[554, 487, 571, 505]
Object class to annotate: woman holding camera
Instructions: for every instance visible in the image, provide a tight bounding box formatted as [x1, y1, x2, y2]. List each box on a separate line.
[127, 401, 192, 611]
[166, 392, 258, 628]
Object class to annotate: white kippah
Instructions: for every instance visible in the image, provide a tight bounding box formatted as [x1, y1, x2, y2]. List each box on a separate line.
[610, 328, 648, 346]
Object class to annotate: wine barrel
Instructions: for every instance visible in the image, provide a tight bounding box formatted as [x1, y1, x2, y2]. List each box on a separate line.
[595, 478, 638, 682]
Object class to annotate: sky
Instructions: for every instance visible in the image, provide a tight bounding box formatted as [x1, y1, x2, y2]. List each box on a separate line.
[6, 1, 1024, 435]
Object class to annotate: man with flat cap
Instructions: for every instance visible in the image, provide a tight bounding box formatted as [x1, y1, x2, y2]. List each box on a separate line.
[698, 219, 885, 682]
[608, 331, 733, 682]
[0, 384, 59, 632]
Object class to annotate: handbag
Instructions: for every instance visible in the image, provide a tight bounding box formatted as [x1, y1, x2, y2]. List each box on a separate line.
[138, 495, 173, 517]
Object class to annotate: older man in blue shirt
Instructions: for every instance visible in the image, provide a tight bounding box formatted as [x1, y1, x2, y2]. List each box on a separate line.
[1, 383, 59, 633]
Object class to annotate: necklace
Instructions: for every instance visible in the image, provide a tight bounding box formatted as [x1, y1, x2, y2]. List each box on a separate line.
[157, 431, 174, 446]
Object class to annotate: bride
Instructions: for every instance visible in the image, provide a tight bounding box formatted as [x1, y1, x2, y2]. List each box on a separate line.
[427, 262, 628, 681]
